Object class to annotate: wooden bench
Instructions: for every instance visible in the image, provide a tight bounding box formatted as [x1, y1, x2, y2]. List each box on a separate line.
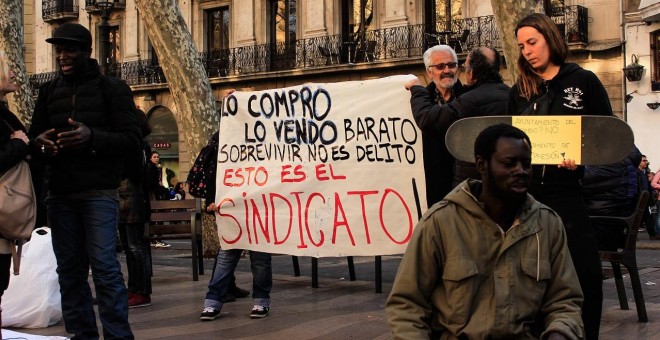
[592, 190, 649, 322]
[146, 199, 204, 281]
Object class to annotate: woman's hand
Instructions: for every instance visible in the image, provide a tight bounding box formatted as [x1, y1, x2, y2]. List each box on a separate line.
[10, 130, 28, 145]
[558, 158, 578, 170]
[206, 202, 216, 213]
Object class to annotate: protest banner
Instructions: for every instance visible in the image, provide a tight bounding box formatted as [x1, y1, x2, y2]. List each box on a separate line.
[215, 75, 427, 257]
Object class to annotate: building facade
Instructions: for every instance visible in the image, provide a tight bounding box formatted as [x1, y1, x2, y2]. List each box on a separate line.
[26, 0, 628, 183]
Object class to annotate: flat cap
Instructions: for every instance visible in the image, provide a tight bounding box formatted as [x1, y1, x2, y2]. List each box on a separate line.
[46, 23, 92, 49]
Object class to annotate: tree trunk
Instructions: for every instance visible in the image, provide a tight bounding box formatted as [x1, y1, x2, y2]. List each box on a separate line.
[134, 0, 220, 256]
[490, 0, 544, 82]
[0, 0, 35, 124]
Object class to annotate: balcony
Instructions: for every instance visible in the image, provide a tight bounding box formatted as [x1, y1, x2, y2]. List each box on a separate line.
[549, 5, 589, 45]
[84, 0, 126, 14]
[42, 0, 79, 23]
[29, 7, 589, 89]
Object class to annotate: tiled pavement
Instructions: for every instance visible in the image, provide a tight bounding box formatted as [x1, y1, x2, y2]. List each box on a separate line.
[6, 240, 660, 339]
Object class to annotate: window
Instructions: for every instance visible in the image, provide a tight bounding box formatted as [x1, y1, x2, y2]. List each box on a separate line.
[424, 0, 462, 33]
[269, 0, 296, 70]
[342, 0, 373, 40]
[108, 25, 120, 66]
[206, 6, 230, 52]
[269, 0, 296, 44]
[652, 30, 660, 91]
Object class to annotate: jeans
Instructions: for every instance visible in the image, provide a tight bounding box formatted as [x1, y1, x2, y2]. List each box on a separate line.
[204, 249, 272, 310]
[47, 194, 133, 340]
[118, 222, 152, 295]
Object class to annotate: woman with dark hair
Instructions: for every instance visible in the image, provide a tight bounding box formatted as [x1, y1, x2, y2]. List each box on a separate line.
[507, 13, 613, 339]
[146, 150, 171, 248]
[0, 57, 30, 333]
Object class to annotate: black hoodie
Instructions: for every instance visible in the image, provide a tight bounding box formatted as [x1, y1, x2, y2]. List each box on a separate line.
[506, 62, 614, 189]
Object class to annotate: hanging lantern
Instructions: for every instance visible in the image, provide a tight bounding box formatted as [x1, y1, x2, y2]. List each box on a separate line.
[623, 54, 644, 82]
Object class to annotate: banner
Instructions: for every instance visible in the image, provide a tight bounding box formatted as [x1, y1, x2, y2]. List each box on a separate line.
[215, 75, 427, 257]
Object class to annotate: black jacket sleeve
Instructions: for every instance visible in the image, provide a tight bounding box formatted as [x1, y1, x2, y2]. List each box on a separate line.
[0, 107, 29, 174]
[90, 79, 141, 156]
[583, 71, 614, 116]
[409, 85, 461, 134]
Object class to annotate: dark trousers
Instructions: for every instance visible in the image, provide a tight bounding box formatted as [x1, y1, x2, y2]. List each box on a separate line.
[530, 185, 603, 340]
[118, 222, 152, 295]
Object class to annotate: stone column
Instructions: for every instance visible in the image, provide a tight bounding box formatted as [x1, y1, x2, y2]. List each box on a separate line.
[382, 0, 409, 28]
[235, 0, 256, 46]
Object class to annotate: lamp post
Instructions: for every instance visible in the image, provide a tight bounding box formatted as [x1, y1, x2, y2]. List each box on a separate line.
[88, 0, 116, 75]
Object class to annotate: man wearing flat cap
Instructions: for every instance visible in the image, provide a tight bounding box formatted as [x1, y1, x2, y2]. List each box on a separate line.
[28, 23, 138, 339]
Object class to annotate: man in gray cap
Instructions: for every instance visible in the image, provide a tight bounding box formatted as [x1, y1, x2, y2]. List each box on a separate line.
[29, 23, 138, 339]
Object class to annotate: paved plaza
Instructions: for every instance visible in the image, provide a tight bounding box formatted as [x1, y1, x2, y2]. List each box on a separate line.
[5, 238, 660, 339]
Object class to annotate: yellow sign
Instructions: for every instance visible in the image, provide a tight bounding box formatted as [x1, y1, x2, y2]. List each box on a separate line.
[512, 116, 582, 165]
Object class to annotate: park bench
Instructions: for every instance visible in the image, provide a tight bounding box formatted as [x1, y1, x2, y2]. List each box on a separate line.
[146, 199, 204, 281]
[592, 190, 649, 322]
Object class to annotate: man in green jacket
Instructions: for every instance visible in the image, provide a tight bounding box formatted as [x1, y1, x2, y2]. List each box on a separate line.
[386, 124, 583, 340]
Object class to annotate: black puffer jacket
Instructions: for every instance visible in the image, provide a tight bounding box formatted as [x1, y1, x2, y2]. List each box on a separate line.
[410, 80, 509, 200]
[28, 59, 140, 194]
[583, 146, 642, 217]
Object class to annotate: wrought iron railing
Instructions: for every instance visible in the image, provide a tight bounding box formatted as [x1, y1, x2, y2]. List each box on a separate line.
[84, 0, 126, 13]
[42, 0, 79, 22]
[29, 9, 589, 89]
[548, 5, 589, 44]
[28, 71, 58, 95]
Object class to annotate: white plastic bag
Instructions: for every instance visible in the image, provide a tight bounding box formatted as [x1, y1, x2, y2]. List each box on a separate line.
[1, 227, 62, 328]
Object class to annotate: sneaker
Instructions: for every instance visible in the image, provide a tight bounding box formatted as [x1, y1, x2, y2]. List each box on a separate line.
[229, 285, 250, 298]
[250, 305, 269, 318]
[128, 293, 151, 308]
[157, 241, 171, 248]
[200, 307, 221, 321]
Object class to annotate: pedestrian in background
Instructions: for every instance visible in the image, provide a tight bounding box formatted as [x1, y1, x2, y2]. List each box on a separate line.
[118, 109, 153, 308]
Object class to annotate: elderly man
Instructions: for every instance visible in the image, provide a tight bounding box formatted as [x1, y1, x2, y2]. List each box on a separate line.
[406, 45, 465, 205]
[386, 124, 584, 340]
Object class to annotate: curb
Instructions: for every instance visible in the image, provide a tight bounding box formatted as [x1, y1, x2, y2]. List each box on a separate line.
[637, 241, 660, 250]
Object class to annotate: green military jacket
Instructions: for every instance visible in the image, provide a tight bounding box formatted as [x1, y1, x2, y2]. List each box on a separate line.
[386, 180, 584, 339]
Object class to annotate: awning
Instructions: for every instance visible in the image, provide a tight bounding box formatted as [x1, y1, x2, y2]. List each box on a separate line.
[640, 0, 660, 22]
[585, 39, 622, 52]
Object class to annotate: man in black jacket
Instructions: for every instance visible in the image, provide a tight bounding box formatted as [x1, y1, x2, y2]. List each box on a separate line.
[29, 23, 138, 339]
[406, 46, 509, 205]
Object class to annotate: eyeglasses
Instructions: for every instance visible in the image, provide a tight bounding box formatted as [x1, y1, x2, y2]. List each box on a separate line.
[428, 62, 458, 71]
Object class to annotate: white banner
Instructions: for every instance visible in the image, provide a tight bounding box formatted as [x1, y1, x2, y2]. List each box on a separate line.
[215, 75, 427, 257]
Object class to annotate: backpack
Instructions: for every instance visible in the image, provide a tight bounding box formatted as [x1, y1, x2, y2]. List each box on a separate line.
[187, 132, 219, 198]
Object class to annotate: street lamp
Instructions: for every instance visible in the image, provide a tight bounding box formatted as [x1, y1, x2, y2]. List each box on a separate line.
[86, 0, 116, 75]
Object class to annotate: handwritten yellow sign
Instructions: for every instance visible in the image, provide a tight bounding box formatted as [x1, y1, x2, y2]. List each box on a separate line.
[512, 116, 582, 164]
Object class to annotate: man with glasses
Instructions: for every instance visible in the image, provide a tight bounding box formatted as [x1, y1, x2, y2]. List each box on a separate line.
[405, 46, 509, 205]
